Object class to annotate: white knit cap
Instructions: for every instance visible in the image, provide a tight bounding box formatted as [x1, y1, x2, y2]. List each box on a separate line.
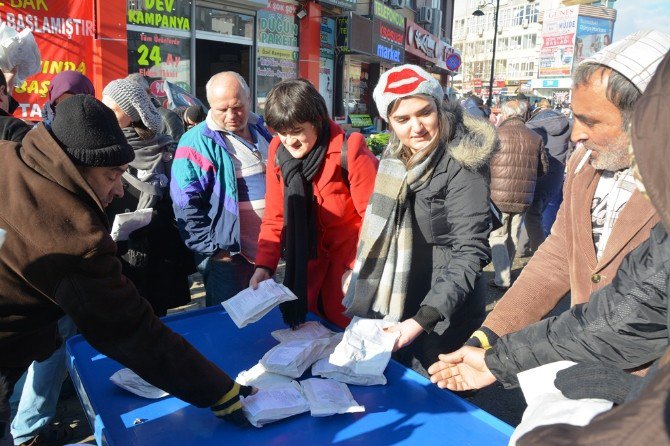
[373, 64, 443, 121]
[102, 79, 162, 132]
[581, 29, 670, 93]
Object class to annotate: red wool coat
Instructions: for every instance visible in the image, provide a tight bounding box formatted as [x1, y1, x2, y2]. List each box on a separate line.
[255, 121, 379, 328]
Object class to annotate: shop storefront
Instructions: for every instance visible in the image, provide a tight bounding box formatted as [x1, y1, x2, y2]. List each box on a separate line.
[405, 20, 438, 69]
[4, 0, 273, 118]
[127, 0, 266, 109]
[256, 0, 299, 113]
[334, 1, 405, 129]
[531, 77, 572, 105]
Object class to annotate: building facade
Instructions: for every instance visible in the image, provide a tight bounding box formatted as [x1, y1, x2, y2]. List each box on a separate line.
[4, 0, 461, 130]
[451, 0, 615, 106]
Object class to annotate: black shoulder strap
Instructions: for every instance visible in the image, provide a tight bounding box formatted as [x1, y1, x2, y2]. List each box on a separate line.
[341, 135, 350, 190]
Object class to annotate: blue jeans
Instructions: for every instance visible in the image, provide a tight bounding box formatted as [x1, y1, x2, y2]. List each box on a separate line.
[195, 253, 255, 306]
[10, 316, 77, 444]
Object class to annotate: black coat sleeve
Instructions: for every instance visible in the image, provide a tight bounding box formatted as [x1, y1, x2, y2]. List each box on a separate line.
[418, 163, 492, 329]
[486, 224, 669, 388]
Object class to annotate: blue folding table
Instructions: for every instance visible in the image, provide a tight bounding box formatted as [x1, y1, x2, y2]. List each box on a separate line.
[66, 306, 513, 445]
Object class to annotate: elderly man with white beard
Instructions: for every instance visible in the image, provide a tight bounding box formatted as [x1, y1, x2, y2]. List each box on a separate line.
[458, 29, 670, 351]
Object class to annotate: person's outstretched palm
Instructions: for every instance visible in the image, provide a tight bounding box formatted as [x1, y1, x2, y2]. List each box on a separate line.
[427, 346, 496, 391]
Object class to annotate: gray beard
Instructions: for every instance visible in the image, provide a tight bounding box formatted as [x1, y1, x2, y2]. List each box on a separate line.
[590, 147, 630, 172]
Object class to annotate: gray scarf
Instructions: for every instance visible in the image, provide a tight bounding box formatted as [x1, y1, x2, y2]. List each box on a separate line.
[343, 139, 444, 321]
[122, 127, 172, 209]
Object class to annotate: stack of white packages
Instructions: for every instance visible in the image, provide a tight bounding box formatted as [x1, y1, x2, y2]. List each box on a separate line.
[312, 317, 398, 386]
[300, 378, 365, 417]
[238, 321, 367, 427]
[241, 381, 310, 428]
[236, 363, 295, 390]
[260, 338, 331, 378]
[222, 279, 297, 328]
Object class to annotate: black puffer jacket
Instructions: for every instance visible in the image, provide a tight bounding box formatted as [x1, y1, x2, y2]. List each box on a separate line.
[490, 117, 547, 213]
[399, 108, 496, 370]
[486, 222, 670, 388]
[526, 108, 571, 168]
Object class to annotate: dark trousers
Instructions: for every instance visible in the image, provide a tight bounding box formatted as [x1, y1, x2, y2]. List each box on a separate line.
[519, 167, 565, 255]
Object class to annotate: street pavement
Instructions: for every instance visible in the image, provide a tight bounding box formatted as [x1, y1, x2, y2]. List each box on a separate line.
[50, 255, 549, 445]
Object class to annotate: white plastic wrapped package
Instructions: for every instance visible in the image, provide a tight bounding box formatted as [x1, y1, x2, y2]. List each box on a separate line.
[300, 378, 365, 417]
[260, 338, 330, 378]
[329, 317, 398, 376]
[241, 381, 309, 428]
[271, 321, 336, 343]
[0, 24, 41, 85]
[109, 368, 168, 399]
[236, 363, 294, 390]
[315, 332, 344, 361]
[311, 357, 387, 386]
[222, 279, 297, 328]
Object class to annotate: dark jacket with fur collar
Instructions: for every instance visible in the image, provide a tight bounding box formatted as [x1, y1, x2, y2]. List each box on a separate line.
[0, 125, 233, 407]
[402, 107, 497, 368]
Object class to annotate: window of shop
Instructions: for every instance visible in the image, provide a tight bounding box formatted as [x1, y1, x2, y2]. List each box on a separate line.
[127, 0, 192, 97]
[195, 6, 254, 39]
[127, 0, 191, 31]
[127, 31, 192, 93]
[342, 58, 372, 116]
[255, 0, 300, 114]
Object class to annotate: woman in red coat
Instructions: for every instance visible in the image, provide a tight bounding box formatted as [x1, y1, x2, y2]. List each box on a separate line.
[250, 79, 378, 328]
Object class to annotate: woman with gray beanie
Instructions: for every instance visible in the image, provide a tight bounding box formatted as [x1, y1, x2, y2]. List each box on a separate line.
[102, 78, 195, 316]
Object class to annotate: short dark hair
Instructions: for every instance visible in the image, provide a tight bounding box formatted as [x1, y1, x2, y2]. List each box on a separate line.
[573, 63, 641, 128]
[0, 69, 6, 91]
[264, 79, 329, 133]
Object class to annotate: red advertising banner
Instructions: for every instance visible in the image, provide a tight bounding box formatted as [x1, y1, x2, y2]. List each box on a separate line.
[0, 0, 95, 120]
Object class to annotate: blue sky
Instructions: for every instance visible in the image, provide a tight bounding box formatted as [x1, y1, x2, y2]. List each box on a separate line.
[613, 0, 670, 40]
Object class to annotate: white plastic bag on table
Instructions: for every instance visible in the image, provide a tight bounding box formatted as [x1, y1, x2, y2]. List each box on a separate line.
[300, 378, 365, 417]
[222, 278, 297, 328]
[236, 363, 294, 390]
[271, 321, 336, 343]
[241, 381, 309, 428]
[311, 357, 387, 386]
[260, 338, 330, 378]
[0, 24, 41, 85]
[329, 317, 398, 376]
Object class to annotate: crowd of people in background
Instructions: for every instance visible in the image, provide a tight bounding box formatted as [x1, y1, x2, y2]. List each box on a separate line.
[0, 27, 670, 446]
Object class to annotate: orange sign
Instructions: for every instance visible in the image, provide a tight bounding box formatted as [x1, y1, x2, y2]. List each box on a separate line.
[1, 0, 95, 120]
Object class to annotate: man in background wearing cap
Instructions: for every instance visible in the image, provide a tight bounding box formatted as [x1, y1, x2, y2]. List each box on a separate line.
[0, 68, 30, 143]
[464, 30, 669, 351]
[101, 78, 195, 319]
[171, 72, 272, 306]
[126, 73, 185, 149]
[0, 95, 254, 445]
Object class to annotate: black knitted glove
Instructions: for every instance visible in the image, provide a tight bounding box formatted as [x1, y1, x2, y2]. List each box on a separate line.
[464, 326, 499, 349]
[554, 363, 641, 405]
[279, 298, 307, 329]
[211, 383, 254, 427]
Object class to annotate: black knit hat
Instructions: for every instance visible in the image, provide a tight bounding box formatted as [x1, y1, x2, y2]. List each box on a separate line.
[50, 94, 135, 167]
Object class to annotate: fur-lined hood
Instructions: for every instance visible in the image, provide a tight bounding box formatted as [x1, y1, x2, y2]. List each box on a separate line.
[446, 103, 498, 171]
